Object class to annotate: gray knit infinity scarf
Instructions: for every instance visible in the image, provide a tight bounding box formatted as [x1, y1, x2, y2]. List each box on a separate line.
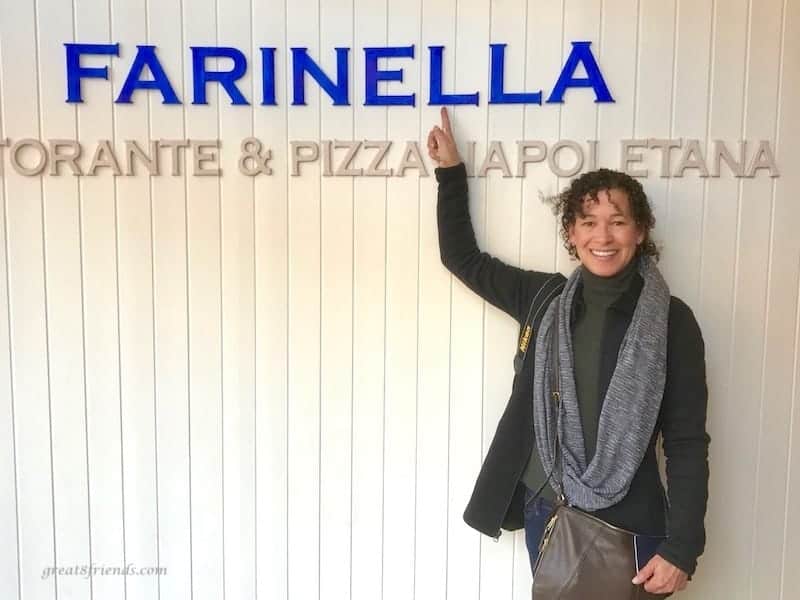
[532, 256, 670, 510]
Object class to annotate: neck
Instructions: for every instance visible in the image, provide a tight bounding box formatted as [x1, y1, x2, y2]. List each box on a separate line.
[581, 258, 638, 307]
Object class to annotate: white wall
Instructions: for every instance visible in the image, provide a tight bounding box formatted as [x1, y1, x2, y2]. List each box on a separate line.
[1, 1, 798, 599]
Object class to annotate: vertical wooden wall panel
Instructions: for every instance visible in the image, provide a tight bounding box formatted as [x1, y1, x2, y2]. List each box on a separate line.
[416, 3, 456, 600]
[480, 2, 524, 599]
[447, 2, 489, 600]
[519, 0, 562, 274]
[218, 2, 257, 599]
[778, 4, 800, 598]
[111, 2, 160, 598]
[319, 2, 354, 600]
[728, 0, 783, 597]
[147, 0, 192, 596]
[712, 0, 775, 597]
[561, 0, 601, 145]
[785, 322, 800, 600]
[749, 1, 794, 598]
[634, 0, 676, 250]
[183, 2, 224, 599]
[0, 2, 56, 599]
[350, 3, 388, 600]
[286, 1, 322, 599]
[36, 1, 92, 599]
[693, 1, 747, 594]
[595, 0, 638, 170]
[253, 0, 289, 598]
[753, 149, 797, 590]
[0, 39, 20, 600]
[73, 1, 127, 598]
[660, 0, 712, 307]
[0, 183, 18, 598]
[384, 4, 422, 600]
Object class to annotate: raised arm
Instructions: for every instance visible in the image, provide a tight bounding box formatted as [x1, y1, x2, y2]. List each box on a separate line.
[429, 107, 555, 322]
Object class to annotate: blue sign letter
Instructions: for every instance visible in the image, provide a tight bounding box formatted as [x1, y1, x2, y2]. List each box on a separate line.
[291, 48, 349, 106]
[364, 46, 415, 106]
[547, 41, 613, 103]
[191, 46, 250, 105]
[260, 47, 277, 105]
[65, 43, 119, 103]
[116, 45, 180, 104]
[428, 47, 479, 106]
[489, 44, 542, 105]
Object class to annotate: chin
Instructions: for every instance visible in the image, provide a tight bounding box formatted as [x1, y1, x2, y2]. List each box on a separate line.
[582, 259, 629, 277]
[585, 266, 620, 277]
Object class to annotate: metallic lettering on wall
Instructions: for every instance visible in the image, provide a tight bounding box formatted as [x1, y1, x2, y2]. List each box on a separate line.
[0, 138, 780, 178]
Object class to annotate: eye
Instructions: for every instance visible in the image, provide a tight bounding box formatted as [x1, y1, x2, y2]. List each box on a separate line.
[581, 221, 595, 228]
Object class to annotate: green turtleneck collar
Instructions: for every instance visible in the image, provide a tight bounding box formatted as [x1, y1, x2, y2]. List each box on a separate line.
[581, 258, 639, 308]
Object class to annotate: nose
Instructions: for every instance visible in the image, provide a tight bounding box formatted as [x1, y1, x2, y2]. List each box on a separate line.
[596, 223, 613, 243]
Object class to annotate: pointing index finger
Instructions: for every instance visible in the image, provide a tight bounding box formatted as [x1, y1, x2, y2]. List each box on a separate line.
[441, 106, 453, 136]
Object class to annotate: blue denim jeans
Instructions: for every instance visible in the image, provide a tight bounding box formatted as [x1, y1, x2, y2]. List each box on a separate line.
[523, 488, 556, 576]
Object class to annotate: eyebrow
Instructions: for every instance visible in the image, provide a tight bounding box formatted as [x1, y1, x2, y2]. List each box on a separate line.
[577, 211, 628, 219]
[578, 195, 630, 219]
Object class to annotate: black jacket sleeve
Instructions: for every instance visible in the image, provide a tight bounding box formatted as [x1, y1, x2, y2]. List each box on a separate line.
[656, 298, 711, 576]
[436, 163, 553, 323]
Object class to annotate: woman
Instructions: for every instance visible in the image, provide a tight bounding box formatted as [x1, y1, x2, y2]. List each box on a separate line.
[427, 108, 709, 596]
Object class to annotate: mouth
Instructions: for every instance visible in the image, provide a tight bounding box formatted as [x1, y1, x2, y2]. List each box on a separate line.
[589, 249, 618, 258]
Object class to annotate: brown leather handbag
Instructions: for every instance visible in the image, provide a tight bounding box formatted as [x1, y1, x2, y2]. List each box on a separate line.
[531, 503, 669, 599]
[530, 300, 669, 600]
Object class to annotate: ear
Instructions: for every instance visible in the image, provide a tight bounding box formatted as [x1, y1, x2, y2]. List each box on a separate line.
[636, 226, 645, 246]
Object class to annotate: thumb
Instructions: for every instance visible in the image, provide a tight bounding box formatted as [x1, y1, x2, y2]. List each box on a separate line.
[632, 561, 656, 585]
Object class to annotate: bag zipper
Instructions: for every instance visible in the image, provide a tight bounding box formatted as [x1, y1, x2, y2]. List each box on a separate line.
[531, 512, 560, 576]
[563, 505, 639, 535]
[538, 512, 559, 552]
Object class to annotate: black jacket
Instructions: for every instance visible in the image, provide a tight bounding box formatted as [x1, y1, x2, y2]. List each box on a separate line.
[436, 163, 710, 576]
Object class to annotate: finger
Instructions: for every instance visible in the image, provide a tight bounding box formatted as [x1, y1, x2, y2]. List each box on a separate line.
[441, 106, 453, 136]
[632, 564, 655, 585]
[644, 580, 667, 595]
[430, 128, 445, 147]
[427, 129, 437, 150]
[427, 131, 440, 159]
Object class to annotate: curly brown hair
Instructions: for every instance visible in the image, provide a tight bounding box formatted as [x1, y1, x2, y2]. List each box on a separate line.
[552, 168, 659, 262]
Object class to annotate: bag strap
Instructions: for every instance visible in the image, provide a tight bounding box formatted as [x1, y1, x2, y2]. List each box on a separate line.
[550, 298, 566, 504]
[525, 296, 567, 506]
[513, 274, 565, 375]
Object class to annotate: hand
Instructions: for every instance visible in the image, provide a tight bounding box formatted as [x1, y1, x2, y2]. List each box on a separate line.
[427, 106, 462, 168]
[632, 554, 689, 595]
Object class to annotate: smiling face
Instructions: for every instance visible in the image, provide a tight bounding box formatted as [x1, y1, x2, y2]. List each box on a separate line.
[567, 188, 645, 277]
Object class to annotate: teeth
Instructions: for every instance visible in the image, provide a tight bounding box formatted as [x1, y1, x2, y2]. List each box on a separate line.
[591, 249, 616, 257]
